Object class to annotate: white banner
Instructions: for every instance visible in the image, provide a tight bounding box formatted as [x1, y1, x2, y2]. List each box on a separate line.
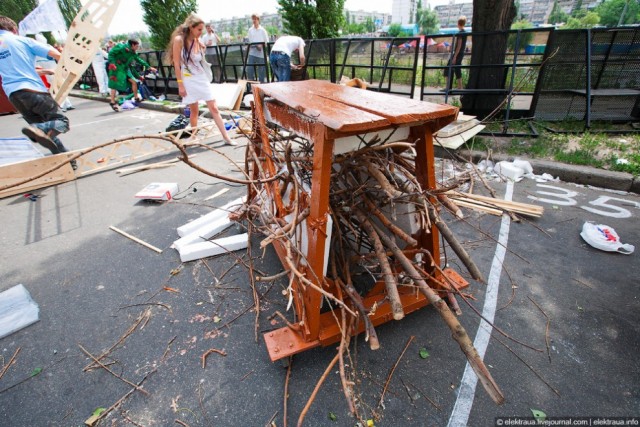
[18, 0, 67, 36]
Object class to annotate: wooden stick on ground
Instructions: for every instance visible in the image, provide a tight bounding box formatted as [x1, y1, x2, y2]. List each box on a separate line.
[297, 353, 340, 427]
[109, 226, 163, 254]
[370, 221, 505, 405]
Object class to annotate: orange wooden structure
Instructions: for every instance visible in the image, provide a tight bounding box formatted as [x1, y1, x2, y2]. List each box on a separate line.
[250, 80, 468, 361]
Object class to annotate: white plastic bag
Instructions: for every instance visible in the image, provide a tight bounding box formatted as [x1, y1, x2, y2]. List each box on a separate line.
[580, 222, 635, 255]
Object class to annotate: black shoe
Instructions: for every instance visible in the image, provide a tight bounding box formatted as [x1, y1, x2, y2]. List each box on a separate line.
[22, 126, 58, 153]
[70, 159, 78, 170]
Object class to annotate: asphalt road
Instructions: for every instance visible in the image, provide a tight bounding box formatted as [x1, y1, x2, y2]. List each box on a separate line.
[0, 98, 638, 426]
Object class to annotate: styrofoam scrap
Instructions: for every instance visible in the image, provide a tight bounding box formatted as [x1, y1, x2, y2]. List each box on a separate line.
[179, 233, 249, 262]
[535, 173, 559, 183]
[512, 159, 533, 174]
[172, 217, 234, 250]
[0, 284, 39, 339]
[177, 196, 245, 237]
[494, 161, 525, 182]
[477, 159, 494, 173]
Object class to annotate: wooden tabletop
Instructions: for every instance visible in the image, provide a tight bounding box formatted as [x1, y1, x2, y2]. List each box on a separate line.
[257, 80, 457, 133]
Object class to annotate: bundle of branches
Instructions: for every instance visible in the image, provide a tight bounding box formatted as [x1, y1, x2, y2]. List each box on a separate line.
[244, 129, 505, 414]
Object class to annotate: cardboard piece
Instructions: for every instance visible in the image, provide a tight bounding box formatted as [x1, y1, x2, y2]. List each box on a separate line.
[134, 182, 179, 201]
[210, 80, 246, 110]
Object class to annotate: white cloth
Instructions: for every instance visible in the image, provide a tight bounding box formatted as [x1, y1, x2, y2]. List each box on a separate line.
[181, 50, 214, 104]
[201, 32, 218, 47]
[271, 36, 305, 57]
[91, 49, 109, 94]
[18, 0, 66, 35]
[248, 25, 269, 57]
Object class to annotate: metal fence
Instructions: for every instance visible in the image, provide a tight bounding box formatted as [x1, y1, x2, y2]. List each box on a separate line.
[79, 28, 640, 131]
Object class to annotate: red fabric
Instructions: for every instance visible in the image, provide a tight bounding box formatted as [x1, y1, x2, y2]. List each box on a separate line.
[40, 74, 50, 89]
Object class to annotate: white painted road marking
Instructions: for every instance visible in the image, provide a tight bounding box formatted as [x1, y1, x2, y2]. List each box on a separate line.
[447, 180, 514, 427]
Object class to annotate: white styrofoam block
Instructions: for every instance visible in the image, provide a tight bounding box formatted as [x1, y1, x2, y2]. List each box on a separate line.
[333, 127, 410, 155]
[177, 196, 245, 237]
[0, 284, 39, 339]
[494, 161, 525, 181]
[512, 158, 533, 174]
[179, 233, 249, 262]
[172, 217, 233, 251]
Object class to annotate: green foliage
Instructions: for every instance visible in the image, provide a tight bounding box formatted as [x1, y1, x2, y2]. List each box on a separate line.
[562, 11, 600, 29]
[0, 0, 38, 24]
[508, 19, 534, 51]
[387, 23, 404, 37]
[595, 0, 640, 27]
[548, 0, 569, 24]
[140, 0, 197, 50]
[417, 7, 439, 35]
[57, 0, 82, 27]
[278, 0, 345, 39]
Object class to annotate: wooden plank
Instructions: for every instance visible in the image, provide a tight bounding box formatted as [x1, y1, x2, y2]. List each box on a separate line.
[435, 124, 485, 149]
[0, 154, 75, 198]
[435, 118, 481, 138]
[51, 0, 121, 104]
[264, 96, 390, 134]
[258, 80, 456, 127]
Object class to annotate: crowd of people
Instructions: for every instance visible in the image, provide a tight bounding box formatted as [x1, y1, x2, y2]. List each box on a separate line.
[0, 11, 309, 164]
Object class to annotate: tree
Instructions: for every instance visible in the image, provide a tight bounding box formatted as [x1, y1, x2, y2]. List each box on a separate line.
[0, 0, 38, 25]
[548, 0, 569, 25]
[57, 0, 82, 27]
[387, 23, 404, 37]
[278, 0, 345, 39]
[417, 6, 439, 35]
[140, 0, 197, 50]
[595, 0, 640, 27]
[508, 19, 533, 51]
[562, 11, 600, 28]
[461, 0, 517, 116]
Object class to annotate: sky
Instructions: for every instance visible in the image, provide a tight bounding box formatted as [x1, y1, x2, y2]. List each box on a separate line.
[74, 0, 451, 36]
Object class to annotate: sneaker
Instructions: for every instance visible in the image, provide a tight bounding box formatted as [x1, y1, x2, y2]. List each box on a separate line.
[224, 139, 238, 146]
[22, 126, 58, 153]
[70, 159, 78, 170]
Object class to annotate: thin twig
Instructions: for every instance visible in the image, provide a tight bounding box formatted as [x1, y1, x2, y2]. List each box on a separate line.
[78, 344, 149, 395]
[378, 336, 415, 408]
[0, 347, 20, 381]
[201, 348, 227, 368]
[528, 296, 552, 363]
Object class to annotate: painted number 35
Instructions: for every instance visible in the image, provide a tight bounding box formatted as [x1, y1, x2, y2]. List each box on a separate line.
[528, 184, 640, 219]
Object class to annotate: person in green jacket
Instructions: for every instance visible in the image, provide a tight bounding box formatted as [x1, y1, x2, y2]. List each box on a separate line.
[107, 39, 156, 111]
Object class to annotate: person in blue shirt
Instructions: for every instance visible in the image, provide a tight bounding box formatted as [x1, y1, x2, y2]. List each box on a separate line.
[0, 16, 72, 161]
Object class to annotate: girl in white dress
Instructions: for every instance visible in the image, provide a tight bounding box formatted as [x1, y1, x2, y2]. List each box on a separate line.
[165, 14, 235, 145]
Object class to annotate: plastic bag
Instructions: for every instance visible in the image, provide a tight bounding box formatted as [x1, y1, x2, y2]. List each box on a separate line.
[165, 114, 192, 139]
[580, 222, 635, 255]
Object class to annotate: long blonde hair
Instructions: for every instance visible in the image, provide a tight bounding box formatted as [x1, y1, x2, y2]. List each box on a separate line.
[164, 14, 205, 65]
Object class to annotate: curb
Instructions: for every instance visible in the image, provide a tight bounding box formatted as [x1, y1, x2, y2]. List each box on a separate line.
[451, 149, 638, 195]
[70, 90, 239, 119]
